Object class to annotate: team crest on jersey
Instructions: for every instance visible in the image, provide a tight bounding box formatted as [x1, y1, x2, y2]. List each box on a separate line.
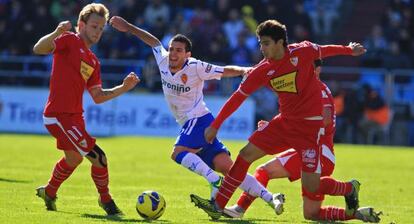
[290, 57, 298, 66]
[181, 74, 188, 84]
[266, 70, 275, 76]
[80, 60, 94, 81]
[269, 71, 297, 93]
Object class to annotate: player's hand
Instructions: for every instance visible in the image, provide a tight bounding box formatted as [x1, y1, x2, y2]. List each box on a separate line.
[204, 126, 218, 144]
[122, 72, 140, 91]
[56, 21, 72, 33]
[348, 42, 367, 56]
[109, 16, 130, 33]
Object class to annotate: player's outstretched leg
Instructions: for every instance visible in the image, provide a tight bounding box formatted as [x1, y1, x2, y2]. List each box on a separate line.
[355, 207, 382, 223]
[36, 186, 57, 211]
[345, 179, 361, 216]
[87, 145, 123, 216]
[174, 150, 222, 200]
[36, 157, 77, 211]
[190, 194, 222, 220]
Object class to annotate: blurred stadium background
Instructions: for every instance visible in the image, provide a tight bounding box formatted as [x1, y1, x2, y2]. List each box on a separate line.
[0, 0, 414, 146]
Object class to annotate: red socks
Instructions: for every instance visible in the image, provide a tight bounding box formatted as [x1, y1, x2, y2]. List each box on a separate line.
[318, 206, 354, 220]
[319, 176, 352, 196]
[91, 165, 112, 203]
[45, 158, 75, 198]
[237, 167, 270, 210]
[216, 155, 251, 209]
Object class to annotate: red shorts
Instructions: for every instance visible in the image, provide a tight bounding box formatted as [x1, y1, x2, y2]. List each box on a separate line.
[43, 113, 95, 156]
[249, 115, 324, 173]
[277, 143, 335, 201]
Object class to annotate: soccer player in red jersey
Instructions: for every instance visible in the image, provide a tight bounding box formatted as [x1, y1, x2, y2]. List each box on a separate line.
[33, 3, 139, 215]
[224, 60, 381, 222]
[190, 19, 369, 221]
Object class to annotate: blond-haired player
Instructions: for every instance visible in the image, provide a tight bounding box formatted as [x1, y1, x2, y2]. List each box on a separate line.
[33, 3, 139, 216]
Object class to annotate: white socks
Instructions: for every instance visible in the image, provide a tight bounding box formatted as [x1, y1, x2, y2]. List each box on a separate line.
[239, 174, 273, 202]
[180, 152, 220, 183]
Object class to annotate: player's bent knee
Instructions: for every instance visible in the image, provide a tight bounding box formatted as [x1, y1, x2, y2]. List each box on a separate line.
[238, 143, 266, 163]
[303, 211, 319, 221]
[64, 152, 83, 167]
[87, 145, 107, 167]
[66, 157, 83, 167]
[172, 148, 190, 164]
[213, 153, 232, 174]
[171, 147, 184, 161]
[304, 183, 319, 193]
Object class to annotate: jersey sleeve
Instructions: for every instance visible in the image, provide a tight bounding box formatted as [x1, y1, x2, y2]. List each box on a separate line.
[301, 41, 353, 61]
[195, 60, 224, 80]
[53, 32, 75, 54]
[86, 61, 102, 90]
[152, 44, 168, 65]
[211, 91, 248, 129]
[238, 62, 270, 95]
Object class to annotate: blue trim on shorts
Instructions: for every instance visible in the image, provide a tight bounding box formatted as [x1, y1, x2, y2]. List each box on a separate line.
[174, 151, 189, 164]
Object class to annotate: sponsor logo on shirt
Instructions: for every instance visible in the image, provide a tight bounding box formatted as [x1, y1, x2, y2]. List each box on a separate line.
[80, 60, 94, 81]
[162, 78, 191, 94]
[181, 74, 188, 84]
[269, 71, 297, 93]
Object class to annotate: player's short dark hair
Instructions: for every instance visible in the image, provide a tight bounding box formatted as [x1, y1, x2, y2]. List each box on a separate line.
[171, 34, 192, 52]
[256, 20, 288, 48]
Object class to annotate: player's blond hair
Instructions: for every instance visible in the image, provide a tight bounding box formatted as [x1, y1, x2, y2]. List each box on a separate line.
[76, 3, 109, 32]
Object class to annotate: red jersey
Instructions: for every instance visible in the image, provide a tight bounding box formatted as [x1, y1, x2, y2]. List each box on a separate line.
[211, 41, 352, 129]
[44, 32, 102, 116]
[241, 41, 352, 119]
[320, 81, 336, 139]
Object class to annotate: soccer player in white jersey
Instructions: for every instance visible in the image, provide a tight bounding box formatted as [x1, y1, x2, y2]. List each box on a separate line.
[110, 16, 285, 215]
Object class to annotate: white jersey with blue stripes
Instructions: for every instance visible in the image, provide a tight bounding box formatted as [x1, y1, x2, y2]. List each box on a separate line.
[152, 45, 224, 125]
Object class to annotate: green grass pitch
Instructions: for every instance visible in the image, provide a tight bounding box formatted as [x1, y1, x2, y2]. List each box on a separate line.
[0, 134, 413, 223]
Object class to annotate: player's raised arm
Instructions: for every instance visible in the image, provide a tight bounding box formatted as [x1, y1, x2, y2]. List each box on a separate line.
[222, 66, 252, 78]
[318, 42, 367, 58]
[109, 16, 161, 47]
[33, 21, 72, 55]
[89, 72, 140, 104]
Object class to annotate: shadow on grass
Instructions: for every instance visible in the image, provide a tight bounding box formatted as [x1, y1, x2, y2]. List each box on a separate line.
[300, 220, 347, 224]
[209, 218, 347, 224]
[81, 213, 172, 223]
[199, 218, 284, 224]
[0, 177, 31, 183]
